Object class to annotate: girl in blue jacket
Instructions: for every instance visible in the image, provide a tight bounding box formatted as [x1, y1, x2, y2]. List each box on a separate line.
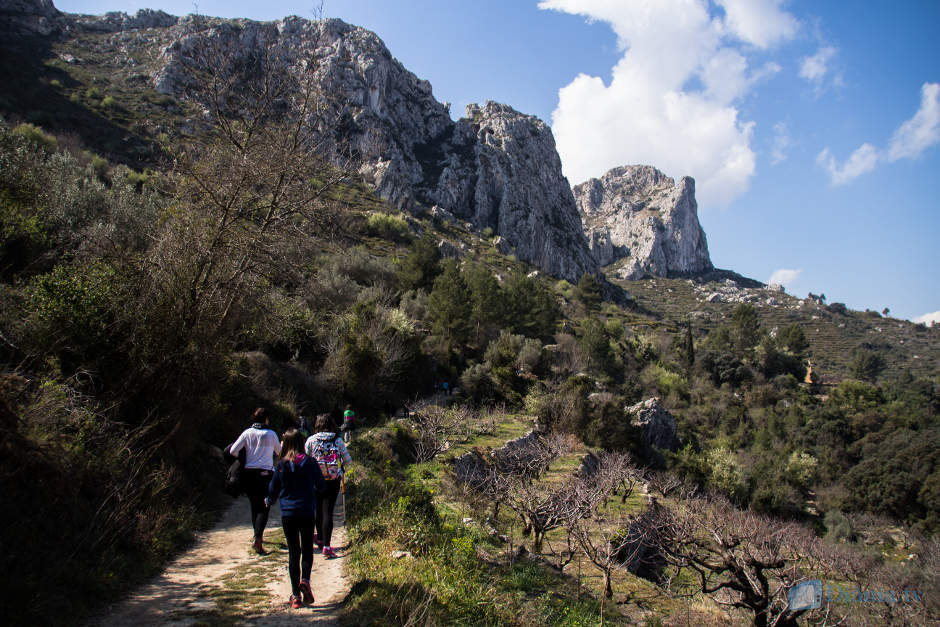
[266, 428, 325, 608]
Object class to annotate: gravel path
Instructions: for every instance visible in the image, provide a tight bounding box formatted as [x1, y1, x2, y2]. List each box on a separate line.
[91, 493, 350, 626]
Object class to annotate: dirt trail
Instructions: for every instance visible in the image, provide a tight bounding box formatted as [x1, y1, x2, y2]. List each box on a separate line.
[92, 493, 350, 626]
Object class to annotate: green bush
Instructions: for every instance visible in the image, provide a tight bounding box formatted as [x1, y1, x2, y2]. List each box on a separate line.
[427, 260, 471, 342]
[576, 273, 602, 310]
[641, 363, 688, 400]
[11, 123, 57, 152]
[848, 348, 885, 382]
[824, 510, 855, 541]
[27, 261, 119, 357]
[706, 447, 749, 504]
[397, 233, 441, 291]
[366, 211, 412, 242]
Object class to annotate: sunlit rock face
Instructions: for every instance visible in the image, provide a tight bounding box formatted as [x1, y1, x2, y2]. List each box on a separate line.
[574, 165, 712, 279]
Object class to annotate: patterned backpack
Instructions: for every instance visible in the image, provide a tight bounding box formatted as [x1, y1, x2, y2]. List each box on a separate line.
[316, 434, 343, 480]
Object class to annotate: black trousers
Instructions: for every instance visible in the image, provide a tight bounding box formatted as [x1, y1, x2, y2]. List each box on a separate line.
[282, 514, 314, 595]
[316, 479, 342, 547]
[243, 468, 273, 540]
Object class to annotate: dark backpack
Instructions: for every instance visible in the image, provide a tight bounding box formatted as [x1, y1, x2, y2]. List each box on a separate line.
[224, 445, 247, 497]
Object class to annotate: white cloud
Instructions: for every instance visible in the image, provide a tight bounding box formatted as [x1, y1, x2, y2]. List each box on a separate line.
[816, 143, 878, 185]
[799, 46, 836, 84]
[770, 121, 791, 164]
[769, 268, 801, 288]
[538, 0, 799, 207]
[887, 82, 940, 161]
[716, 0, 799, 48]
[913, 310, 940, 326]
[814, 83, 940, 185]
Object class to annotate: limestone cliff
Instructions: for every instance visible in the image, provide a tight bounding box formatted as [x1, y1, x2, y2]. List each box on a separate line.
[574, 165, 712, 279]
[35, 7, 597, 282]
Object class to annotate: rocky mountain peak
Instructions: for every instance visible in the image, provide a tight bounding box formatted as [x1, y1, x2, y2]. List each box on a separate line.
[430, 100, 598, 281]
[4, 2, 598, 282]
[574, 165, 712, 280]
[149, 15, 597, 281]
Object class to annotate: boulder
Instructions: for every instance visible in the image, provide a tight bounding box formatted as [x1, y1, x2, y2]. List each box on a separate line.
[626, 398, 680, 464]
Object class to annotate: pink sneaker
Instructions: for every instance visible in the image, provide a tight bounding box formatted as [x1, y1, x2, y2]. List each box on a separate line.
[299, 579, 314, 604]
[290, 594, 302, 609]
[322, 546, 337, 559]
[313, 533, 322, 548]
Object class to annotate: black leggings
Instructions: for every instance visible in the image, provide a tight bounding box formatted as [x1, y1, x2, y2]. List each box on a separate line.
[316, 479, 342, 547]
[282, 515, 314, 595]
[243, 468, 273, 540]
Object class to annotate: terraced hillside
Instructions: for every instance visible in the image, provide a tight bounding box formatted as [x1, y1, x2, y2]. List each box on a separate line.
[618, 275, 939, 384]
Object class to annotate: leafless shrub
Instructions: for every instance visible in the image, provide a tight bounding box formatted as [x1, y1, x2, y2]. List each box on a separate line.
[561, 452, 645, 598]
[646, 469, 697, 500]
[491, 431, 570, 483]
[552, 333, 588, 375]
[406, 400, 480, 463]
[477, 402, 506, 436]
[639, 495, 835, 627]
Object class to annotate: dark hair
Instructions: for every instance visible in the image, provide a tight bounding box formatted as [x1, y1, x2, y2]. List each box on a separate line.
[281, 428, 305, 460]
[253, 407, 268, 421]
[315, 413, 335, 433]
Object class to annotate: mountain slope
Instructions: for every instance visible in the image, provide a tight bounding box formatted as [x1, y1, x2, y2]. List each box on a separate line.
[1, 3, 598, 282]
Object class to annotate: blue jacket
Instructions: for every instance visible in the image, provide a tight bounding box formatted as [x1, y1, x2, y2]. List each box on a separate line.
[266, 454, 325, 517]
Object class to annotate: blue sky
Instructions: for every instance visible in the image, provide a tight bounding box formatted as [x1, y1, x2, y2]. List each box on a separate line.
[56, 0, 940, 323]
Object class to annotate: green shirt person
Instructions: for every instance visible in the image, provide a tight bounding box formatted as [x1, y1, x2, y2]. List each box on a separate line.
[342, 405, 355, 442]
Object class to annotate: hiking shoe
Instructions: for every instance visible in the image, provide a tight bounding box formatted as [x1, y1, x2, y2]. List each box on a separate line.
[313, 533, 322, 547]
[290, 594, 303, 609]
[299, 579, 314, 605]
[253, 538, 266, 555]
[322, 546, 337, 559]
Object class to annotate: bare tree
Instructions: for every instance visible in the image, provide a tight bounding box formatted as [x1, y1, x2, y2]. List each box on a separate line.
[143, 18, 355, 361]
[491, 432, 571, 483]
[408, 401, 462, 462]
[565, 452, 643, 599]
[642, 495, 826, 627]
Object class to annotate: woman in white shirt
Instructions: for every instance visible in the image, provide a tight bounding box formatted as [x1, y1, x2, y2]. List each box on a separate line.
[228, 407, 282, 554]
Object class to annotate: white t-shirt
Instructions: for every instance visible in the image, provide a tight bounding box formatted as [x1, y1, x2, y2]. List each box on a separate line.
[230, 426, 281, 470]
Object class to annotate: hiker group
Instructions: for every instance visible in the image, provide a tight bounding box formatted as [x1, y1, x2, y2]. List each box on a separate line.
[225, 406, 355, 609]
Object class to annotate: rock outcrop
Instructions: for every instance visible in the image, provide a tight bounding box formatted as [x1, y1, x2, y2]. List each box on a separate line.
[431, 102, 597, 281]
[0, 0, 60, 37]
[574, 165, 712, 279]
[97, 12, 597, 281]
[626, 397, 680, 463]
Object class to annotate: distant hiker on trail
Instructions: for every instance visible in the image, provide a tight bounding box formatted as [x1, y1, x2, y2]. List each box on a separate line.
[265, 428, 325, 609]
[341, 404, 355, 443]
[228, 407, 281, 555]
[442, 380, 450, 396]
[305, 414, 352, 559]
[298, 415, 313, 438]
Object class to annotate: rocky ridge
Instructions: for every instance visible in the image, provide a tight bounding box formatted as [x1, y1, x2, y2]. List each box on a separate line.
[12, 2, 598, 282]
[574, 165, 712, 279]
